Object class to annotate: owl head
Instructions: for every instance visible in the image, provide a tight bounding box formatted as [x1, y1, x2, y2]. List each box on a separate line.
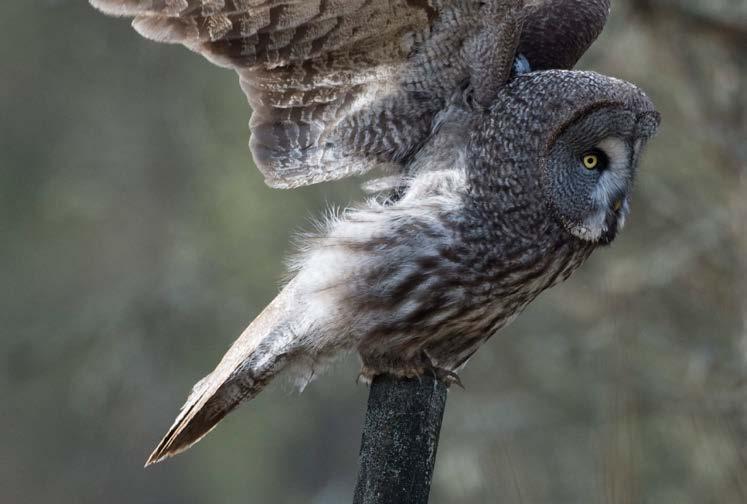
[481, 70, 660, 245]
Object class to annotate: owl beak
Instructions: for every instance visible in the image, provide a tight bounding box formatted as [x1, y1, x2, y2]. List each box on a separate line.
[598, 196, 628, 246]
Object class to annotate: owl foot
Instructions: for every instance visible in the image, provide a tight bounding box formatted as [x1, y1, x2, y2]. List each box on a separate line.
[357, 365, 427, 385]
[357, 360, 463, 389]
[420, 351, 464, 389]
[426, 366, 465, 389]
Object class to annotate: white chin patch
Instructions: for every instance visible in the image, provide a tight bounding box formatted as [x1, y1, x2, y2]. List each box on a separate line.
[570, 198, 630, 242]
[570, 219, 605, 242]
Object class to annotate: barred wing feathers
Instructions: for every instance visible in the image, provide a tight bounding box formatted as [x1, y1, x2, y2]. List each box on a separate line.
[91, 0, 491, 188]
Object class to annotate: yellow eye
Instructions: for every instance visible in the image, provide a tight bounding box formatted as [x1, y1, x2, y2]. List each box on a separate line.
[582, 153, 599, 170]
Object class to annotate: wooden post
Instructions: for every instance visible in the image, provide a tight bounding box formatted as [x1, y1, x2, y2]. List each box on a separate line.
[353, 374, 448, 504]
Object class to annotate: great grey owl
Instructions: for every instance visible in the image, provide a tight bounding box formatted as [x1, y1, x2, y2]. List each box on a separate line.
[91, 0, 660, 465]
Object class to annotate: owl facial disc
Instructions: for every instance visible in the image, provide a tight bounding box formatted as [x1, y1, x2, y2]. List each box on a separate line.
[540, 104, 659, 246]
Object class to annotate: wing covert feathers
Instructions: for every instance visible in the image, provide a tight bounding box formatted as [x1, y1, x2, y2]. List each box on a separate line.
[145, 283, 297, 466]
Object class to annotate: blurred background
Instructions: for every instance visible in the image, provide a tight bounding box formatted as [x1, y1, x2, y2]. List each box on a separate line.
[1, 1, 745, 502]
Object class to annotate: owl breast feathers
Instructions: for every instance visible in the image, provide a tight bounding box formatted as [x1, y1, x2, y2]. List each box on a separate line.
[90, 0, 660, 465]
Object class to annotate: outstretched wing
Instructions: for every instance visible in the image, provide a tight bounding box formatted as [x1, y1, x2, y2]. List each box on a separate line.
[91, 0, 486, 188]
[91, 0, 610, 189]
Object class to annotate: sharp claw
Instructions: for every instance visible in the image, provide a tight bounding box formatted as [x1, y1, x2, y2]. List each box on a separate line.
[357, 367, 375, 385]
[422, 350, 464, 388]
[446, 371, 466, 390]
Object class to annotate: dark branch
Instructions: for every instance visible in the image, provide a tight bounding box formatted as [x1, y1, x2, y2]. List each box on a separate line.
[353, 374, 448, 504]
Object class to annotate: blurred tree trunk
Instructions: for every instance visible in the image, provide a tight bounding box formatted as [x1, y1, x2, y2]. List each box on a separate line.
[640, 0, 747, 32]
[629, 0, 746, 151]
[632, 0, 746, 351]
[632, 0, 747, 482]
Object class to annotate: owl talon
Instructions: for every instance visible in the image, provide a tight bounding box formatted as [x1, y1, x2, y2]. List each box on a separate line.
[426, 366, 465, 389]
[447, 371, 465, 390]
[357, 359, 463, 387]
[420, 350, 464, 388]
[357, 366, 376, 385]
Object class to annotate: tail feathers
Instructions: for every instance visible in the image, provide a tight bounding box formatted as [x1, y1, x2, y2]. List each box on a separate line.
[146, 283, 298, 466]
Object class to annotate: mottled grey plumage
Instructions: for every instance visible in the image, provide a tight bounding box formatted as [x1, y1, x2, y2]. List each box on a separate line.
[91, 0, 659, 465]
[519, 0, 611, 70]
